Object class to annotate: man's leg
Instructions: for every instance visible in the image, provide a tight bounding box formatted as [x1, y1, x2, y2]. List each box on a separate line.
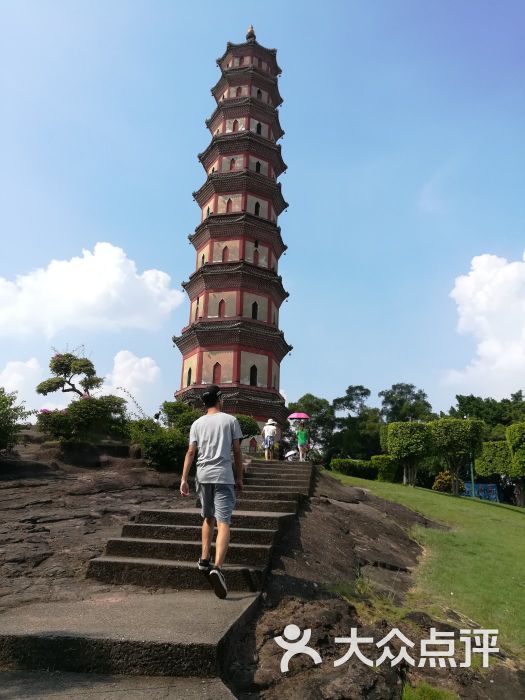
[213, 521, 230, 568]
[201, 516, 215, 561]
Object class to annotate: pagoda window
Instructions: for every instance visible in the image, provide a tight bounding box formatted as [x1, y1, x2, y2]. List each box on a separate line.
[222, 245, 229, 262]
[254, 201, 261, 216]
[255, 160, 261, 173]
[236, 86, 242, 97]
[206, 206, 211, 217]
[232, 119, 239, 133]
[218, 299, 226, 318]
[212, 362, 221, 384]
[229, 158, 236, 171]
[194, 297, 200, 320]
[249, 364, 258, 386]
[239, 56, 244, 65]
[226, 198, 233, 213]
[251, 301, 258, 320]
[254, 240, 259, 248]
[256, 88, 262, 100]
[201, 253, 205, 266]
[256, 122, 262, 135]
[186, 367, 192, 387]
[253, 249, 260, 266]
[211, 166, 216, 174]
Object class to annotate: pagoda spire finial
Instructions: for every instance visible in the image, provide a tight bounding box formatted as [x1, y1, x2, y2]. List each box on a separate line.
[246, 24, 256, 41]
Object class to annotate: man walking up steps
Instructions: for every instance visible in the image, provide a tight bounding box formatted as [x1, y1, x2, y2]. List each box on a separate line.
[180, 385, 243, 599]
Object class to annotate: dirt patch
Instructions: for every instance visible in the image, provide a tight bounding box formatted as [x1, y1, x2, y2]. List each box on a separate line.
[226, 471, 525, 700]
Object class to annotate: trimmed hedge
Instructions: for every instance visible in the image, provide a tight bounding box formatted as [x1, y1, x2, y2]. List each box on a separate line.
[141, 428, 187, 472]
[371, 454, 398, 482]
[330, 458, 378, 480]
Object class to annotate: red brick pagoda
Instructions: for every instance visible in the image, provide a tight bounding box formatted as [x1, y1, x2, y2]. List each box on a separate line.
[174, 26, 292, 426]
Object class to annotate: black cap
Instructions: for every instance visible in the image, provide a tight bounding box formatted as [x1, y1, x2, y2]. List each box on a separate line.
[202, 385, 223, 407]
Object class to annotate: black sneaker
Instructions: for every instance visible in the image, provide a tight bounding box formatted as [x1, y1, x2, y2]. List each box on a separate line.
[198, 557, 211, 573]
[208, 567, 227, 599]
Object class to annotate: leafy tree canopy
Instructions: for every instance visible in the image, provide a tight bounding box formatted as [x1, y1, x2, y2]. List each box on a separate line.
[0, 388, 32, 453]
[449, 392, 525, 427]
[36, 352, 103, 398]
[476, 440, 511, 477]
[288, 393, 335, 451]
[379, 383, 433, 423]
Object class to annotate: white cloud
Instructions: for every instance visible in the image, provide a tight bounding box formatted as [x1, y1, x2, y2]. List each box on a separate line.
[444, 251, 525, 396]
[0, 242, 184, 338]
[0, 357, 41, 395]
[104, 350, 162, 414]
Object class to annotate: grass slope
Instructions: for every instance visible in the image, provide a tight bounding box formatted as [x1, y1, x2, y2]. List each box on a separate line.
[330, 472, 525, 660]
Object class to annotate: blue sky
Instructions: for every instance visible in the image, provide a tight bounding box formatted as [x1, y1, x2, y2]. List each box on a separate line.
[1, 1, 525, 415]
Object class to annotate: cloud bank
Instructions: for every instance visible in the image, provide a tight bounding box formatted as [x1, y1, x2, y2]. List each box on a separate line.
[445, 250, 525, 396]
[0, 242, 184, 337]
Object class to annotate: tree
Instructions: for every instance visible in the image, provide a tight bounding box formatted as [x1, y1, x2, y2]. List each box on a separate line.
[333, 385, 371, 416]
[475, 441, 511, 477]
[161, 401, 203, 437]
[36, 352, 103, 398]
[287, 394, 335, 454]
[379, 383, 433, 422]
[505, 423, 525, 507]
[449, 392, 525, 427]
[387, 422, 431, 486]
[429, 418, 485, 496]
[234, 414, 260, 440]
[0, 388, 32, 453]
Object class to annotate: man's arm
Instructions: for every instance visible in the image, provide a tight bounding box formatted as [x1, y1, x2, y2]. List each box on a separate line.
[232, 438, 243, 490]
[180, 443, 196, 496]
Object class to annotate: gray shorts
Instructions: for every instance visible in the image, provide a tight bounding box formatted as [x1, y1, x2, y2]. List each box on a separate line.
[196, 482, 236, 524]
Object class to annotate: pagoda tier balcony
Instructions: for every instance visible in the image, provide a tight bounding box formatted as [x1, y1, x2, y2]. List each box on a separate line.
[173, 319, 292, 361]
[182, 261, 289, 306]
[193, 171, 288, 216]
[216, 41, 281, 77]
[176, 384, 289, 424]
[212, 69, 283, 107]
[198, 132, 287, 176]
[189, 213, 287, 258]
[206, 98, 284, 141]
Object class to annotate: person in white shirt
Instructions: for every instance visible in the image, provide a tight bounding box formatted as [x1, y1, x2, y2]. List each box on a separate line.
[261, 418, 278, 460]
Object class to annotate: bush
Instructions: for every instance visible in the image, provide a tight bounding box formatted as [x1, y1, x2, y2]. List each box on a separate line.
[0, 388, 32, 453]
[141, 428, 187, 471]
[371, 454, 399, 482]
[36, 395, 128, 442]
[234, 414, 260, 439]
[432, 470, 466, 494]
[330, 458, 378, 480]
[128, 418, 163, 446]
[161, 401, 203, 437]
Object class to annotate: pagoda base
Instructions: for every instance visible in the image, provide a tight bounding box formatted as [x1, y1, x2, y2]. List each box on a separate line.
[176, 384, 288, 425]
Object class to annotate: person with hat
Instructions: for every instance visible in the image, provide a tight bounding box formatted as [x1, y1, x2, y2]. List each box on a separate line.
[180, 385, 243, 599]
[261, 418, 278, 461]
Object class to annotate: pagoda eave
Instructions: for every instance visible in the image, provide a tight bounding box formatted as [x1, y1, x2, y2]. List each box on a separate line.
[198, 133, 287, 175]
[212, 69, 283, 107]
[173, 320, 292, 361]
[189, 213, 287, 257]
[216, 40, 281, 76]
[193, 172, 288, 214]
[206, 99, 284, 139]
[182, 261, 289, 304]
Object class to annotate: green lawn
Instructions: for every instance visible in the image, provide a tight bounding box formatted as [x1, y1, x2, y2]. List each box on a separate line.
[329, 471, 525, 660]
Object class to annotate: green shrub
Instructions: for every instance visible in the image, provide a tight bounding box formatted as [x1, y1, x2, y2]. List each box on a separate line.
[128, 418, 163, 445]
[371, 454, 399, 482]
[36, 395, 128, 442]
[0, 388, 32, 453]
[161, 401, 203, 437]
[234, 414, 260, 439]
[330, 458, 377, 480]
[141, 428, 187, 471]
[432, 470, 465, 494]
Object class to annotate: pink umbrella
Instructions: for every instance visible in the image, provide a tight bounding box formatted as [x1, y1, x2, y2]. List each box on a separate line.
[287, 412, 310, 420]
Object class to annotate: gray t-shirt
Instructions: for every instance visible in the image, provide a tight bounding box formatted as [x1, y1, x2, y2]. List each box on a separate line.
[189, 412, 243, 484]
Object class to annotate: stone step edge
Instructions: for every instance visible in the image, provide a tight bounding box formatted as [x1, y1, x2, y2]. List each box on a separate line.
[89, 555, 266, 572]
[123, 523, 278, 534]
[107, 537, 271, 552]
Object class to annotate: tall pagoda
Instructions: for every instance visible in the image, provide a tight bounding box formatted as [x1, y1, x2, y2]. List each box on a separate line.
[173, 26, 292, 427]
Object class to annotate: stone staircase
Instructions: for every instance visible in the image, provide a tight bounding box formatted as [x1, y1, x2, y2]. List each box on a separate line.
[0, 459, 313, 688]
[86, 459, 312, 592]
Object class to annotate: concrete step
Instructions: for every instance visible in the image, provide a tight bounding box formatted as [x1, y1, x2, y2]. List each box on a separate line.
[242, 484, 308, 494]
[236, 489, 300, 501]
[0, 672, 237, 699]
[249, 459, 312, 467]
[233, 498, 296, 513]
[245, 470, 311, 479]
[0, 591, 258, 677]
[247, 465, 311, 474]
[87, 556, 265, 591]
[244, 478, 310, 489]
[122, 522, 277, 545]
[136, 508, 294, 530]
[106, 537, 271, 567]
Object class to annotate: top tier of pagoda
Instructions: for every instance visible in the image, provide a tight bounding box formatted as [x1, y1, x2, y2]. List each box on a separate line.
[173, 27, 292, 425]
